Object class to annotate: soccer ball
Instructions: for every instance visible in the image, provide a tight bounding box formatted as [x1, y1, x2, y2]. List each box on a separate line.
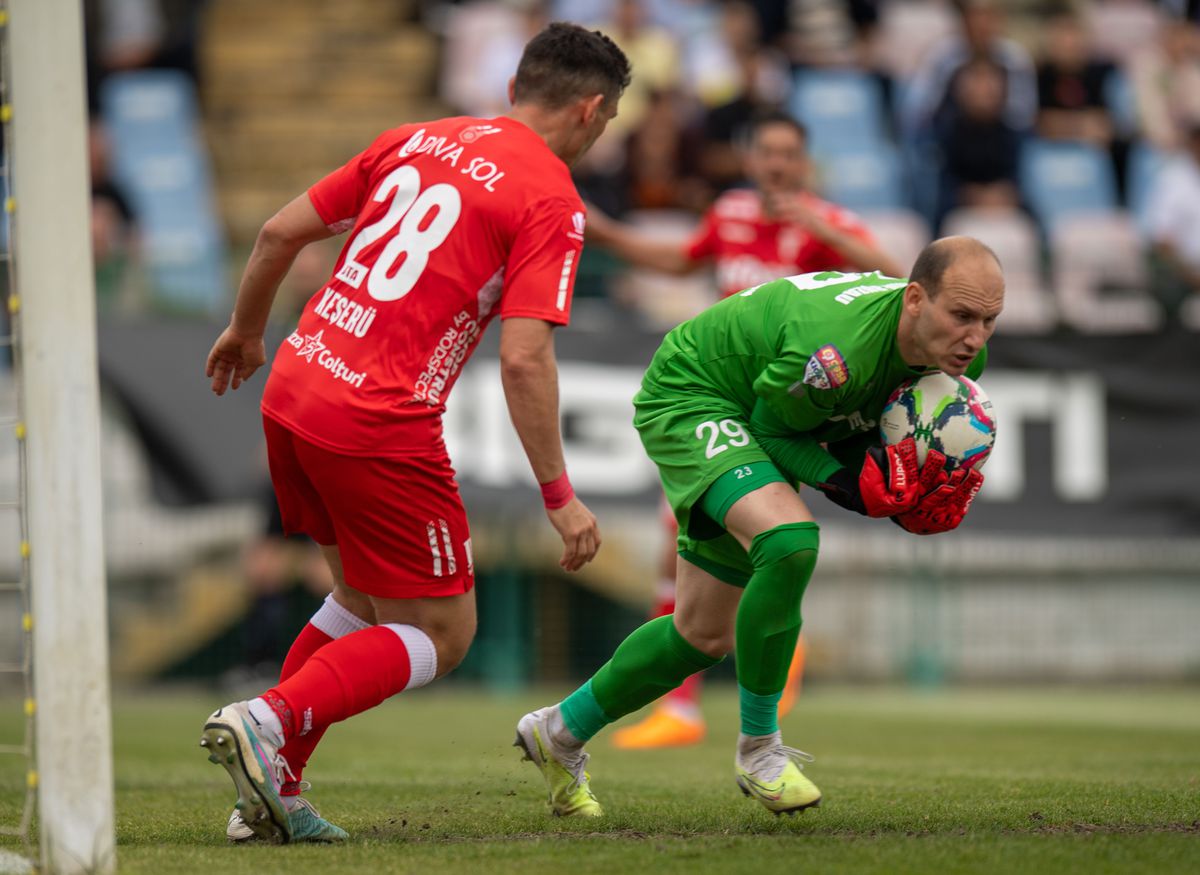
[879, 373, 996, 472]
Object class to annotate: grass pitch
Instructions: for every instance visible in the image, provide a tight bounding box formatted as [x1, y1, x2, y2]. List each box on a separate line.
[4, 684, 1199, 873]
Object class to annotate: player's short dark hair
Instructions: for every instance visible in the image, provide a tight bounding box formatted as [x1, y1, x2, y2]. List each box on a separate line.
[512, 22, 631, 109]
[910, 238, 1001, 298]
[745, 110, 808, 146]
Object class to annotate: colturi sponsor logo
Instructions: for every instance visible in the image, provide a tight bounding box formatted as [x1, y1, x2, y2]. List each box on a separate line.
[286, 330, 369, 388]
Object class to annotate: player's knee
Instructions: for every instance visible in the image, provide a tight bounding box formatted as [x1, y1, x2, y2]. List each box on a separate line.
[749, 522, 819, 574]
[673, 612, 734, 658]
[430, 617, 477, 678]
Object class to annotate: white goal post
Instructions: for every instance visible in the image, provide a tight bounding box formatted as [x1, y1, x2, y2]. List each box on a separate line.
[7, 1, 115, 873]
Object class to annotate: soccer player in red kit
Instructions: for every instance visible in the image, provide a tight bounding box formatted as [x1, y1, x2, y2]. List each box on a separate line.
[585, 111, 905, 750]
[198, 23, 631, 844]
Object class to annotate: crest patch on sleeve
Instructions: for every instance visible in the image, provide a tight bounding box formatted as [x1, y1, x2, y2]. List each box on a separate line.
[802, 344, 850, 390]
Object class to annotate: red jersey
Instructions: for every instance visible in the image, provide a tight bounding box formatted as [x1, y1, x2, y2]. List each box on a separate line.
[262, 116, 585, 456]
[685, 189, 877, 299]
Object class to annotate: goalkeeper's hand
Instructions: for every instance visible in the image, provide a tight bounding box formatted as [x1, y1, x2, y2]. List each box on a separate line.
[818, 437, 938, 517]
[894, 464, 984, 535]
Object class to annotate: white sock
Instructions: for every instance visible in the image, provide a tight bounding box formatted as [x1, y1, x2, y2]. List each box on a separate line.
[382, 624, 438, 689]
[547, 704, 583, 752]
[737, 730, 781, 760]
[246, 698, 285, 749]
[310, 594, 371, 638]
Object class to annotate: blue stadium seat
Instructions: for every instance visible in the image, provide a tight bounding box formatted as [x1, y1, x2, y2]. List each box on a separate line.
[1102, 67, 1138, 139]
[789, 69, 888, 155]
[1125, 141, 1171, 234]
[100, 70, 227, 313]
[1018, 139, 1118, 231]
[813, 144, 907, 212]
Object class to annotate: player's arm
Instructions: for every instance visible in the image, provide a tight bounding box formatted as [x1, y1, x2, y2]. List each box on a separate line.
[499, 317, 601, 572]
[816, 227, 904, 279]
[752, 346, 927, 518]
[766, 193, 905, 277]
[207, 194, 334, 395]
[585, 204, 700, 275]
[749, 399, 842, 487]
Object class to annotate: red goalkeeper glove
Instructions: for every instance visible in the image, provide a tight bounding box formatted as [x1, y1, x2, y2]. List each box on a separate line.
[894, 465, 985, 535]
[819, 437, 935, 518]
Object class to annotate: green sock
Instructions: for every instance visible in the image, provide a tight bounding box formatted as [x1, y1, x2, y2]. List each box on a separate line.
[734, 522, 819, 736]
[739, 686, 782, 736]
[560, 615, 720, 743]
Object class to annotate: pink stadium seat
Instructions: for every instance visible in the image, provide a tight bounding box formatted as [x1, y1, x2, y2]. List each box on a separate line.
[614, 210, 715, 328]
[941, 207, 1057, 333]
[1050, 211, 1162, 333]
[860, 209, 931, 274]
[1084, 0, 1164, 66]
[875, 1, 958, 81]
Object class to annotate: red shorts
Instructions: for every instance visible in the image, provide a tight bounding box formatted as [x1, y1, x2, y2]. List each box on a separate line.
[262, 414, 474, 598]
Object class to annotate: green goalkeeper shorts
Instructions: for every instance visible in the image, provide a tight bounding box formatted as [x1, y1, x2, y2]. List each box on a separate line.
[633, 384, 787, 586]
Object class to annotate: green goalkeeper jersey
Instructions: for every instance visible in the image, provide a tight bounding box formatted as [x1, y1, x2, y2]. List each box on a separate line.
[638, 270, 987, 484]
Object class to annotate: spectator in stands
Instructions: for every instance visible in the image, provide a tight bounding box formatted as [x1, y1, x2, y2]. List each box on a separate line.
[697, 1, 791, 193]
[900, 0, 1037, 140]
[936, 56, 1023, 222]
[439, 1, 549, 119]
[594, 0, 682, 139]
[1144, 122, 1200, 318]
[786, 0, 861, 67]
[588, 110, 904, 308]
[88, 116, 140, 309]
[1036, 10, 1116, 148]
[623, 88, 708, 212]
[1129, 17, 1200, 150]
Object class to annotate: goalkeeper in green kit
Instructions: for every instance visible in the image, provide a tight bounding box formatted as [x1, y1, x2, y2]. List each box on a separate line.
[516, 236, 1005, 817]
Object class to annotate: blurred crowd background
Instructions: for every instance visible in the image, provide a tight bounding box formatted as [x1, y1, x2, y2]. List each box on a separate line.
[2, 0, 1199, 695]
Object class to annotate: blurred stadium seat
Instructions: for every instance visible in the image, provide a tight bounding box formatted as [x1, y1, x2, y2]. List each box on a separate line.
[1125, 141, 1172, 234]
[100, 70, 227, 313]
[942, 206, 1057, 333]
[1051, 212, 1162, 333]
[859, 209, 931, 274]
[611, 210, 714, 328]
[790, 69, 888, 155]
[1019, 138, 1118, 231]
[1102, 66, 1139, 139]
[1084, 0, 1163, 66]
[813, 144, 907, 212]
[875, 0, 957, 81]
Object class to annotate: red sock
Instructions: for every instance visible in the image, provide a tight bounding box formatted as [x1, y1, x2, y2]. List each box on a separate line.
[652, 583, 672, 619]
[264, 625, 419, 743]
[275, 622, 334, 781]
[665, 671, 702, 708]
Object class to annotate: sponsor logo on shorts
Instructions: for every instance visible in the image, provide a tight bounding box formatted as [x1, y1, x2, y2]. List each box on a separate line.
[802, 344, 849, 390]
[286, 329, 369, 388]
[426, 518, 457, 577]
